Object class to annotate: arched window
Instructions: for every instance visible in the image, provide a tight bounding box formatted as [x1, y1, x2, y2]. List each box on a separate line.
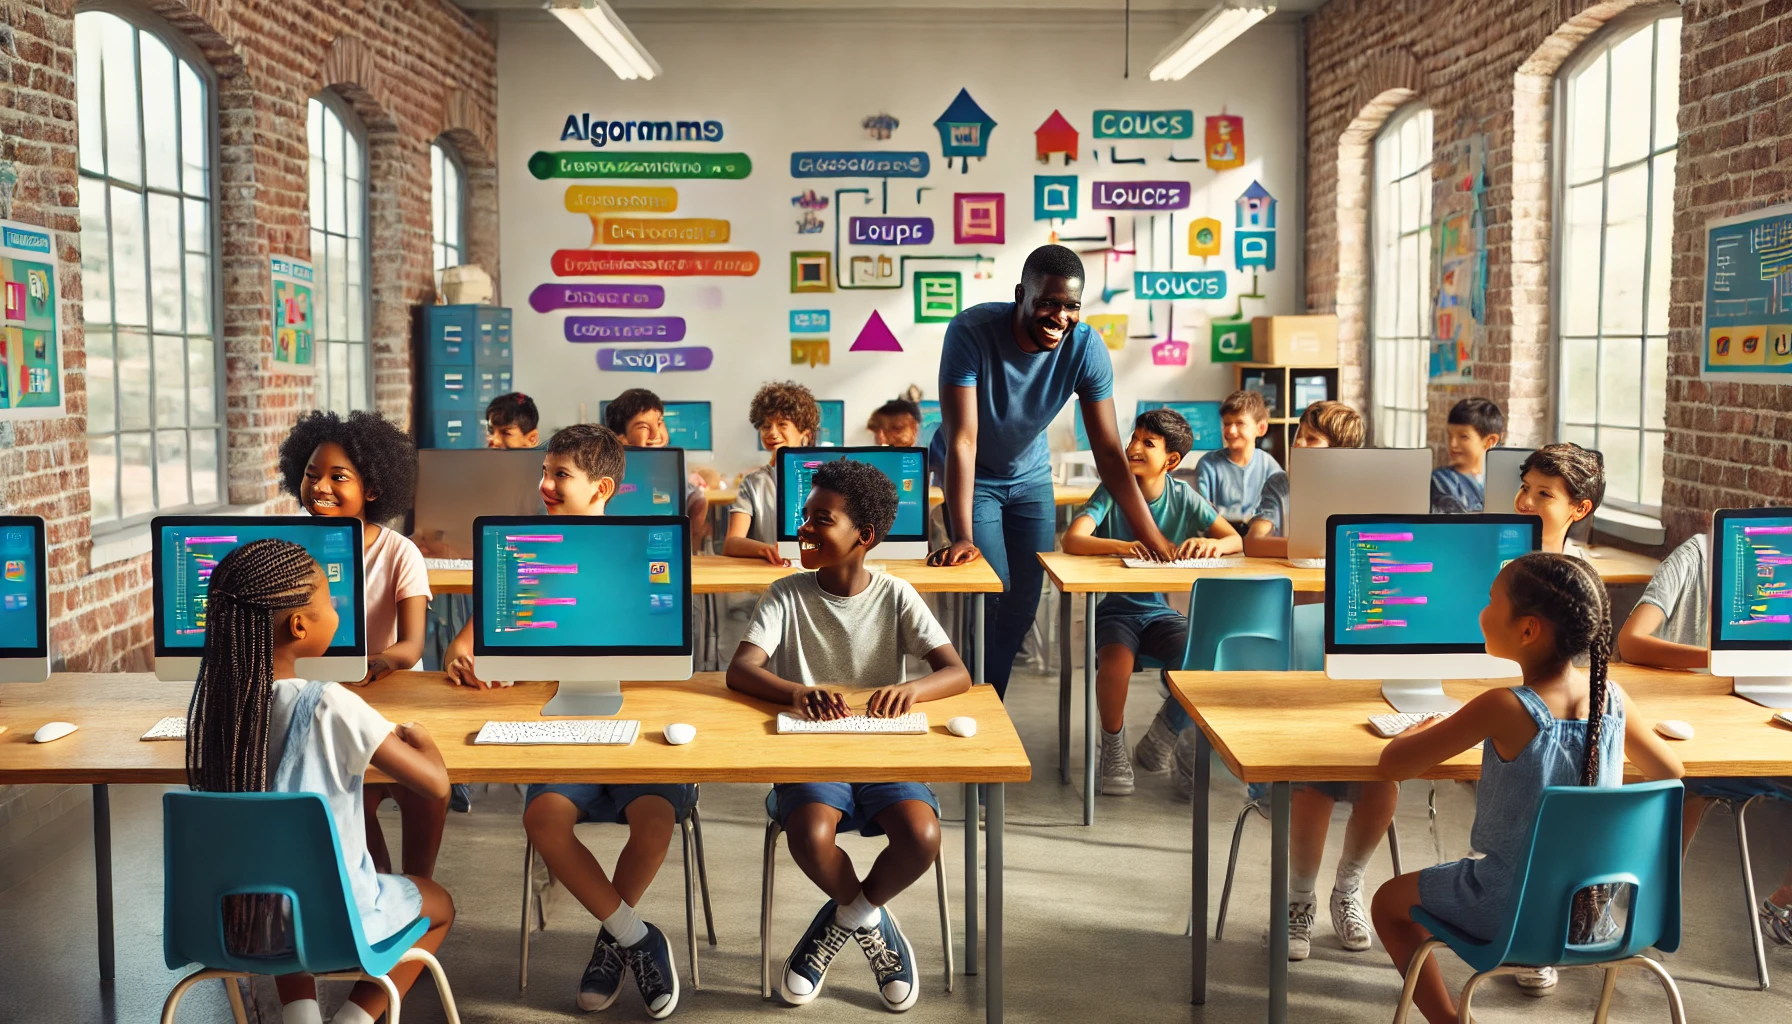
[77, 9, 220, 525]
[308, 94, 370, 414]
[1555, 12, 1680, 513]
[1369, 103, 1433, 448]
[431, 140, 466, 282]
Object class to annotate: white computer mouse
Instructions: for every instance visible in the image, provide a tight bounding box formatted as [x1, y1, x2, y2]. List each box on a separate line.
[34, 721, 78, 743]
[1654, 719, 1694, 741]
[664, 723, 696, 746]
[946, 716, 977, 738]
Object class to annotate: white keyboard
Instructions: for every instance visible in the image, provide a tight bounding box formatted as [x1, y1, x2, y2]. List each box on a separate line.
[776, 712, 929, 735]
[423, 558, 473, 571]
[1289, 558, 1326, 569]
[1121, 557, 1247, 569]
[1368, 712, 1447, 738]
[474, 720, 640, 745]
[142, 716, 187, 741]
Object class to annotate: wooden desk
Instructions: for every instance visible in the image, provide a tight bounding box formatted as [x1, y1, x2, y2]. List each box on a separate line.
[1167, 666, 1791, 1022]
[0, 672, 1030, 1021]
[1581, 543, 1662, 585]
[1054, 484, 1096, 508]
[429, 554, 1002, 597]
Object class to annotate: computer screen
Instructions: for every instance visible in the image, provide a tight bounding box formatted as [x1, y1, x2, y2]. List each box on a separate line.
[472, 515, 691, 656]
[0, 516, 47, 658]
[918, 400, 942, 447]
[609, 446, 687, 517]
[776, 447, 928, 542]
[1135, 400, 1224, 450]
[1713, 510, 1792, 648]
[151, 516, 366, 657]
[1326, 515, 1539, 653]
[597, 399, 713, 451]
[760, 399, 845, 449]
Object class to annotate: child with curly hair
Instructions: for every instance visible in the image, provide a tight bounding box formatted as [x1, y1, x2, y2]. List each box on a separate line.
[725, 381, 819, 565]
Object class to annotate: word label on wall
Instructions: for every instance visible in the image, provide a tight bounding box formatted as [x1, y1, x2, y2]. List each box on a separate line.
[564, 186, 679, 214]
[529, 151, 753, 180]
[1092, 181, 1191, 211]
[790, 152, 931, 178]
[598, 347, 714, 373]
[529, 283, 665, 313]
[1092, 110, 1194, 139]
[790, 310, 830, 333]
[560, 115, 725, 146]
[552, 250, 761, 277]
[594, 218, 732, 245]
[564, 317, 687, 343]
[849, 217, 934, 246]
[1135, 270, 1227, 300]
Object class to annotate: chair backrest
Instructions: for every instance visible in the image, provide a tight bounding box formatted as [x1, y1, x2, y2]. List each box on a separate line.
[1291, 602, 1324, 672]
[163, 791, 385, 976]
[1179, 576, 1293, 672]
[1473, 781, 1683, 972]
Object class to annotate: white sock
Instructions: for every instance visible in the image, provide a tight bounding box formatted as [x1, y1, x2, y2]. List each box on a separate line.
[1291, 863, 1320, 897]
[834, 891, 880, 931]
[1289, 887, 1317, 910]
[332, 1003, 375, 1024]
[1335, 852, 1372, 895]
[603, 901, 649, 947]
[282, 999, 322, 1024]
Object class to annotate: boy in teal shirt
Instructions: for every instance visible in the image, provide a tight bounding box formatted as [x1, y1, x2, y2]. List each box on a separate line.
[1061, 408, 1240, 794]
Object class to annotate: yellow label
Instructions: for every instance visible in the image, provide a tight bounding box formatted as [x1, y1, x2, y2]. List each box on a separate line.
[563, 186, 679, 214]
[592, 217, 731, 246]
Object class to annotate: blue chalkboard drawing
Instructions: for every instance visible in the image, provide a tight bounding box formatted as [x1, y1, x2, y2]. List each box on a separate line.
[862, 112, 900, 140]
[934, 88, 996, 174]
[1034, 175, 1078, 221]
[1236, 180, 1277, 229]
[1703, 203, 1792, 378]
[1035, 110, 1078, 164]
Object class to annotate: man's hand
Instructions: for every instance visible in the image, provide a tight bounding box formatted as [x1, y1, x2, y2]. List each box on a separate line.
[928, 538, 981, 567]
[864, 687, 916, 718]
[1127, 541, 1156, 561]
[1140, 533, 1178, 563]
[793, 687, 852, 720]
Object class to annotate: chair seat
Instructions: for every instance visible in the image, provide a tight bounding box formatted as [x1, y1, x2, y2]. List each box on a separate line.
[1411, 905, 1628, 974]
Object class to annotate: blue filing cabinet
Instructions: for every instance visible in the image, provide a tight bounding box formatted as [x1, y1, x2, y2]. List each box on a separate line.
[420, 304, 512, 448]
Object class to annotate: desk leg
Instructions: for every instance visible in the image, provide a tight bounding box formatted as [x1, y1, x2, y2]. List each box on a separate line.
[1268, 781, 1291, 1024]
[1191, 729, 1211, 1004]
[964, 783, 979, 976]
[973, 594, 985, 687]
[1083, 592, 1098, 826]
[987, 782, 1005, 1024]
[705, 593, 720, 672]
[94, 783, 114, 981]
[1057, 589, 1071, 786]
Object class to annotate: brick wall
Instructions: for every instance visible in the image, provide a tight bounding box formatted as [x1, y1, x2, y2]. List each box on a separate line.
[0, 0, 498, 674]
[1305, 0, 1792, 547]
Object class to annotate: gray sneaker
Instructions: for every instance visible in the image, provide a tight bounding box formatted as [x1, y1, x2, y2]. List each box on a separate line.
[1099, 728, 1135, 795]
[1133, 705, 1179, 773]
[1172, 728, 1198, 800]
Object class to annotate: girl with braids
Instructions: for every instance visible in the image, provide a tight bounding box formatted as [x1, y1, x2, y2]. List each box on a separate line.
[186, 539, 454, 1024]
[1367, 552, 1682, 1024]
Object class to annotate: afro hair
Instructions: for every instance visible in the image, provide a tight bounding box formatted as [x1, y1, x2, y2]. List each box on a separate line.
[278, 410, 418, 525]
[811, 458, 899, 546]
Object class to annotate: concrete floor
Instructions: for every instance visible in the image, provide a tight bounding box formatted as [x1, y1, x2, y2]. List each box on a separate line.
[6, 635, 1792, 1022]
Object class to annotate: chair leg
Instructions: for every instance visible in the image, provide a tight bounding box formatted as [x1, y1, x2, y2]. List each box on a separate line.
[1733, 796, 1771, 990]
[1391, 939, 1444, 1024]
[162, 969, 235, 1024]
[934, 851, 955, 993]
[1457, 969, 1491, 1024]
[1427, 782, 1442, 865]
[400, 947, 463, 1024]
[1593, 964, 1620, 1024]
[519, 838, 535, 992]
[222, 975, 249, 1024]
[690, 805, 717, 946]
[761, 821, 781, 999]
[682, 819, 700, 989]
[1386, 820, 1403, 876]
[1627, 953, 1689, 1024]
[1215, 801, 1256, 940]
[373, 973, 404, 1024]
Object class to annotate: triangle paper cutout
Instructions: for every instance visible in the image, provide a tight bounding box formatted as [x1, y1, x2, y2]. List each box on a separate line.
[850, 310, 903, 352]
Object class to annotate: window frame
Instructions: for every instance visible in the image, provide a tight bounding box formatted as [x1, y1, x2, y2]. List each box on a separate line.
[430, 138, 467, 280]
[1366, 101, 1434, 450]
[307, 90, 374, 414]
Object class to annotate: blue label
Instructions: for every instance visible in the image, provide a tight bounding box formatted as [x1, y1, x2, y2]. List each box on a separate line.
[790, 151, 931, 178]
[789, 309, 830, 333]
[1134, 270, 1226, 300]
[3, 226, 51, 254]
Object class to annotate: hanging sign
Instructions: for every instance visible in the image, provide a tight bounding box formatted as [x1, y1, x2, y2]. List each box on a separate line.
[528, 152, 752, 180]
[1092, 109, 1194, 139]
[790, 152, 931, 178]
[849, 217, 934, 246]
[1092, 181, 1191, 211]
[529, 283, 665, 313]
[1135, 270, 1227, 300]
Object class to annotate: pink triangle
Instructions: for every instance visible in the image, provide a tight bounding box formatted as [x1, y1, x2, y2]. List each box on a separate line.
[850, 310, 903, 352]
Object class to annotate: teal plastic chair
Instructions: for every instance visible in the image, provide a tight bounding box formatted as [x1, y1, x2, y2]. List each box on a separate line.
[161, 791, 459, 1024]
[1291, 601, 1323, 672]
[1394, 780, 1687, 1024]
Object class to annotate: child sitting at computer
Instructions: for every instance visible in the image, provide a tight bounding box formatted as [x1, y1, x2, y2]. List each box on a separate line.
[486, 391, 542, 449]
[1194, 388, 1283, 524]
[1242, 400, 1365, 559]
[867, 398, 922, 448]
[1061, 408, 1239, 796]
[1515, 443, 1604, 558]
[185, 538, 455, 1024]
[1430, 398, 1503, 513]
[605, 387, 710, 549]
[1372, 552, 1682, 1021]
[279, 410, 441, 879]
[727, 458, 968, 1012]
[724, 380, 819, 565]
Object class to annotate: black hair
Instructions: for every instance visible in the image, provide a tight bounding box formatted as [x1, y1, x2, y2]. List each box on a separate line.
[749, 380, 821, 436]
[1021, 243, 1086, 285]
[1520, 443, 1605, 516]
[811, 458, 899, 546]
[546, 423, 626, 486]
[604, 388, 664, 435]
[486, 392, 539, 434]
[1133, 408, 1194, 458]
[1448, 396, 1505, 439]
[871, 398, 921, 424]
[278, 410, 417, 525]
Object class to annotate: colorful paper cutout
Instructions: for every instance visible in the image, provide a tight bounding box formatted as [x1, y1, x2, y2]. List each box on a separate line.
[1135, 270, 1227, 300]
[1034, 175, 1078, 221]
[862, 112, 900, 140]
[790, 309, 831, 333]
[597, 347, 714, 373]
[934, 88, 997, 173]
[1210, 318, 1252, 363]
[1205, 114, 1245, 170]
[1091, 181, 1191, 211]
[564, 186, 678, 214]
[791, 338, 831, 367]
[792, 189, 829, 234]
[592, 218, 731, 245]
[564, 316, 686, 343]
[849, 217, 934, 245]
[1236, 181, 1277, 228]
[1035, 110, 1079, 164]
[914, 273, 962, 323]
[1093, 109, 1194, 139]
[529, 152, 752, 180]
[1188, 217, 1223, 258]
[850, 255, 899, 285]
[1235, 231, 1277, 271]
[791, 152, 930, 177]
[270, 255, 315, 374]
[954, 193, 1005, 243]
[529, 283, 665, 313]
[790, 252, 833, 293]
[1085, 314, 1128, 351]
[1151, 339, 1190, 367]
[850, 310, 904, 353]
[553, 251, 760, 276]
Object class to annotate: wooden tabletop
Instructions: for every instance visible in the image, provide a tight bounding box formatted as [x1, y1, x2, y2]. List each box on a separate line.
[1167, 666, 1792, 783]
[430, 554, 1004, 597]
[1579, 544, 1662, 585]
[707, 485, 1088, 509]
[0, 672, 1031, 787]
[1038, 551, 1326, 594]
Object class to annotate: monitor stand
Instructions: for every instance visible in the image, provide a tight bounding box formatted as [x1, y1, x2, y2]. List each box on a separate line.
[1381, 680, 1462, 715]
[1733, 677, 1792, 709]
[542, 679, 624, 717]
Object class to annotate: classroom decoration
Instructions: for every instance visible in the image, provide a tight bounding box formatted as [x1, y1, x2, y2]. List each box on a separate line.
[528, 283, 666, 313]
[1135, 270, 1227, 301]
[1236, 232, 1277, 271]
[1151, 338, 1191, 367]
[558, 114, 727, 144]
[270, 255, 315, 374]
[790, 338, 831, 367]
[861, 112, 900, 140]
[1430, 136, 1489, 382]
[1236, 180, 1277, 228]
[1703, 199, 1792, 380]
[789, 309, 830, 333]
[1034, 175, 1078, 221]
[564, 185, 679, 214]
[1210, 317, 1253, 363]
[552, 250, 760, 276]
[849, 216, 934, 245]
[1092, 109, 1194, 139]
[528, 151, 752, 180]
[850, 255, 898, 285]
[1034, 110, 1079, 164]
[791, 152, 931, 178]
[598, 347, 714, 373]
[1205, 113, 1245, 170]
[0, 219, 60, 419]
[933, 89, 997, 173]
[1234, 180, 1279, 272]
[1188, 217, 1223, 258]
[790, 252, 833, 292]
[850, 310, 903, 352]
[792, 189, 828, 234]
[591, 217, 731, 245]
[953, 193, 1005, 243]
[1092, 181, 1191, 211]
[914, 272, 962, 323]
[564, 316, 686, 343]
[1085, 313, 1128, 351]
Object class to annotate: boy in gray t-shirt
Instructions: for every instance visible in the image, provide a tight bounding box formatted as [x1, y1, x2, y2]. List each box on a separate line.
[1617, 533, 1710, 669]
[727, 459, 969, 1012]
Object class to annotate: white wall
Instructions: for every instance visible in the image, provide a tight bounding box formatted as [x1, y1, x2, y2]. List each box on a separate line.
[497, 10, 1303, 474]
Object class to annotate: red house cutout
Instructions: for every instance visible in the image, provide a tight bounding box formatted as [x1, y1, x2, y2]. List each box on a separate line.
[1035, 110, 1079, 164]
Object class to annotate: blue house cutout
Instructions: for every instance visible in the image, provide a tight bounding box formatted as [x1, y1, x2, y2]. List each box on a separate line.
[934, 88, 997, 174]
[1236, 180, 1277, 229]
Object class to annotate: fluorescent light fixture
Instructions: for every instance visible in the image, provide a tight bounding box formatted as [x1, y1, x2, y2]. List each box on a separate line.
[1148, 1, 1275, 81]
[547, 0, 661, 81]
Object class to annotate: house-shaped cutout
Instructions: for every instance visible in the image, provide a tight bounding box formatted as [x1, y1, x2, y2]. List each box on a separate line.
[1236, 180, 1277, 229]
[934, 88, 997, 173]
[1034, 110, 1078, 164]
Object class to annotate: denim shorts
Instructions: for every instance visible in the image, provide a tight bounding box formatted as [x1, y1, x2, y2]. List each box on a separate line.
[773, 782, 939, 837]
[1094, 611, 1188, 665]
[525, 783, 696, 824]
[1247, 781, 1363, 803]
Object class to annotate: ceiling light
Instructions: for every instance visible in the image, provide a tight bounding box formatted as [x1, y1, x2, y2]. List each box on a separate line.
[547, 0, 661, 81]
[1148, 1, 1275, 81]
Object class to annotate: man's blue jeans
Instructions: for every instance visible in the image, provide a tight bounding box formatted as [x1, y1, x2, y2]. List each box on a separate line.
[968, 473, 1057, 698]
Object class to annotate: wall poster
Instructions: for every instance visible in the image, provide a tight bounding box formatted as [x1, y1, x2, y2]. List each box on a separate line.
[270, 254, 316, 374]
[0, 220, 62, 419]
[1703, 200, 1792, 381]
[1429, 135, 1488, 383]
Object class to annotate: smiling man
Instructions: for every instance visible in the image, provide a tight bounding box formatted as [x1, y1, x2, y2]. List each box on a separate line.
[928, 244, 1174, 696]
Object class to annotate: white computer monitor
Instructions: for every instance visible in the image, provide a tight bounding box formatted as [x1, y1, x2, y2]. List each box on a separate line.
[609, 446, 687, 517]
[1325, 513, 1542, 713]
[776, 446, 930, 561]
[152, 516, 368, 682]
[0, 516, 50, 683]
[1484, 447, 1532, 513]
[472, 515, 692, 716]
[413, 448, 547, 559]
[1287, 448, 1433, 561]
[1709, 507, 1792, 707]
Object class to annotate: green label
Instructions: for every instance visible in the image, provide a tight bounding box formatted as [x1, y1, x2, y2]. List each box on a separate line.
[528, 151, 753, 180]
[1091, 110, 1193, 139]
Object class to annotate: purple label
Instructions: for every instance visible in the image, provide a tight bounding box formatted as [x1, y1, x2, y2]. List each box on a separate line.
[848, 216, 934, 246]
[1091, 181, 1191, 211]
[597, 347, 714, 373]
[565, 316, 687, 342]
[528, 283, 665, 313]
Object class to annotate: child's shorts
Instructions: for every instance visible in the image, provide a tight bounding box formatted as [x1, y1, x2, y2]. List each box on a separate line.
[1094, 610, 1188, 665]
[773, 782, 939, 837]
[1685, 776, 1792, 802]
[1247, 782, 1365, 803]
[525, 783, 696, 824]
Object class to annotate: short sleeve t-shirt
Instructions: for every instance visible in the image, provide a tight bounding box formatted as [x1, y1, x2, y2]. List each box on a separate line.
[364, 526, 431, 655]
[1637, 534, 1710, 649]
[1251, 471, 1292, 536]
[730, 464, 779, 545]
[1430, 467, 1486, 513]
[1077, 477, 1220, 620]
[937, 302, 1114, 483]
[1193, 447, 1283, 522]
[742, 572, 951, 689]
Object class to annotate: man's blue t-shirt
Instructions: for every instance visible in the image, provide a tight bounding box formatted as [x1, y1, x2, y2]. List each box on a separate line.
[935, 301, 1114, 483]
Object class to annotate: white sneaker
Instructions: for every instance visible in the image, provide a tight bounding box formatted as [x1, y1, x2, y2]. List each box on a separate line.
[1287, 900, 1315, 961]
[1133, 706, 1179, 773]
[1329, 888, 1372, 952]
[1099, 728, 1135, 795]
[1514, 966, 1557, 995]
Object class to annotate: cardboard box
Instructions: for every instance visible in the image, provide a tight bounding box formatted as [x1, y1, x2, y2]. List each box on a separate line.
[1250, 314, 1338, 365]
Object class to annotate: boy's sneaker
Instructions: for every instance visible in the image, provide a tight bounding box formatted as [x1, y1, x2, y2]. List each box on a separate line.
[1133, 707, 1179, 773]
[1761, 898, 1792, 945]
[1514, 966, 1557, 995]
[780, 900, 854, 1005]
[621, 922, 679, 1019]
[855, 907, 919, 1012]
[577, 930, 628, 1012]
[1287, 899, 1315, 961]
[1172, 729, 1199, 800]
[1099, 728, 1135, 795]
[1329, 888, 1372, 952]
[449, 783, 472, 813]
